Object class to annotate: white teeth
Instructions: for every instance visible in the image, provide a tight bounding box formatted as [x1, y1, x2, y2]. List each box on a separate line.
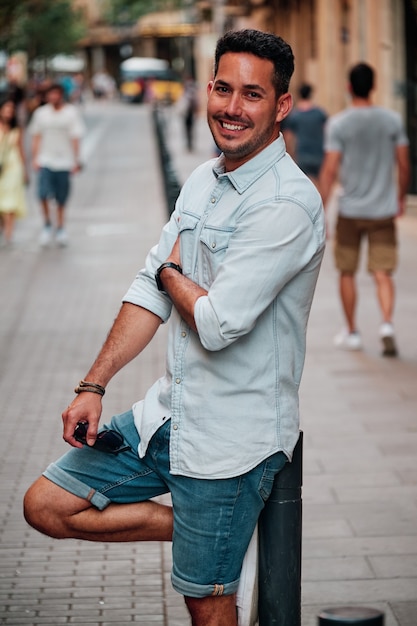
[222, 122, 245, 131]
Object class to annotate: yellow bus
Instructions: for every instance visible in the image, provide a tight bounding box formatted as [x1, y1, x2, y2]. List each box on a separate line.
[119, 57, 183, 104]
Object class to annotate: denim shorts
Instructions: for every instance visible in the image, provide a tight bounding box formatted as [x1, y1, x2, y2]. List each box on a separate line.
[38, 167, 70, 206]
[43, 410, 287, 598]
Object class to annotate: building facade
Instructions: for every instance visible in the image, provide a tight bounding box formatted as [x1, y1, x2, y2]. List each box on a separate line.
[73, 0, 417, 193]
[198, 0, 416, 192]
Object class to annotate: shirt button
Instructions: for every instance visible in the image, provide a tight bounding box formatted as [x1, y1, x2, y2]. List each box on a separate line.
[211, 242, 216, 249]
[181, 331, 187, 337]
[176, 378, 181, 384]
[211, 197, 216, 203]
[173, 424, 178, 430]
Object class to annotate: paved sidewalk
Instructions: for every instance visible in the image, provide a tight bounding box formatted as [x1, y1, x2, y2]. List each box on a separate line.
[0, 101, 188, 626]
[0, 100, 416, 626]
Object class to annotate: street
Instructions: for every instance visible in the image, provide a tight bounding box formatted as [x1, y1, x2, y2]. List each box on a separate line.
[0, 99, 416, 625]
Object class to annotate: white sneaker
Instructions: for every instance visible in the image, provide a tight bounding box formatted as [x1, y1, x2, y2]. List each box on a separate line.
[236, 526, 258, 626]
[333, 329, 363, 351]
[55, 228, 69, 247]
[39, 224, 53, 247]
[380, 322, 397, 357]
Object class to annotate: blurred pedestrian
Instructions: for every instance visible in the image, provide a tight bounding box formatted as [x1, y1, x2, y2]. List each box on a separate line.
[182, 77, 198, 151]
[71, 72, 85, 104]
[0, 99, 28, 246]
[320, 62, 410, 356]
[29, 83, 85, 247]
[6, 78, 26, 126]
[25, 78, 51, 123]
[59, 74, 75, 102]
[24, 30, 325, 626]
[91, 71, 116, 100]
[282, 83, 327, 186]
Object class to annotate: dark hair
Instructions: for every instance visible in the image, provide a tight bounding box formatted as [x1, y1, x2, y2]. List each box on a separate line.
[214, 29, 294, 97]
[349, 63, 374, 98]
[47, 83, 65, 96]
[299, 83, 312, 99]
[0, 98, 17, 129]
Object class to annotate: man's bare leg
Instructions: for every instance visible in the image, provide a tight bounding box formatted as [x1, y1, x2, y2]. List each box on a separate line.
[373, 270, 395, 323]
[40, 198, 51, 225]
[57, 204, 65, 229]
[339, 272, 357, 332]
[24, 478, 239, 626]
[24, 476, 173, 542]
[186, 594, 238, 626]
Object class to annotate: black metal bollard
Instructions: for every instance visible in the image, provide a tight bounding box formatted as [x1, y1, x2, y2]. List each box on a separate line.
[318, 607, 385, 625]
[258, 431, 303, 626]
[152, 105, 182, 217]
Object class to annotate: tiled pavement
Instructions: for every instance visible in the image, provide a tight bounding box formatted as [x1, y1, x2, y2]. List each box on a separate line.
[0, 100, 416, 625]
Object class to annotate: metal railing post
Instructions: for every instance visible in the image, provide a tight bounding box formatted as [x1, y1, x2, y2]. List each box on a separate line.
[258, 431, 303, 626]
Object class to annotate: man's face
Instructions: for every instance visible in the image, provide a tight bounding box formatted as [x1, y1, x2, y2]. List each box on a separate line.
[207, 52, 292, 171]
[47, 88, 64, 108]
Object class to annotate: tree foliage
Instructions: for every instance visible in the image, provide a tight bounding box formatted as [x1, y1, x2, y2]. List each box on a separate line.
[0, 0, 28, 45]
[1, 0, 86, 61]
[105, 0, 184, 26]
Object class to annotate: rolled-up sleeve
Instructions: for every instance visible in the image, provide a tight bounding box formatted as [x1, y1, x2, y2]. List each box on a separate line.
[194, 199, 322, 351]
[123, 209, 182, 322]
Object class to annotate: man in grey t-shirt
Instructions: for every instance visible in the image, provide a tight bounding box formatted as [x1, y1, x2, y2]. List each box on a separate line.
[320, 63, 410, 356]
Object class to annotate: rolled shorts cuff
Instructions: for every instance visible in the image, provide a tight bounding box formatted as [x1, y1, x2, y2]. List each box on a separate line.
[171, 571, 240, 598]
[43, 462, 111, 511]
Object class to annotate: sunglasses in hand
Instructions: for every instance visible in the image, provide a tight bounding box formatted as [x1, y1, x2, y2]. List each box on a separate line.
[73, 421, 131, 454]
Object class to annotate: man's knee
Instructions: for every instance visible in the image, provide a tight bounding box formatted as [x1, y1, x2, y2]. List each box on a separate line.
[23, 476, 84, 539]
[24, 477, 58, 537]
[372, 269, 393, 281]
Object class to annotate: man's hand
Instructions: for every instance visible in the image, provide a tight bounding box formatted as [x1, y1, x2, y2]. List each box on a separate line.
[71, 162, 83, 175]
[62, 392, 103, 448]
[60, 303, 162, 448]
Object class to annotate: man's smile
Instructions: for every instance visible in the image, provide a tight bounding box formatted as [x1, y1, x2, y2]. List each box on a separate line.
[221, 121, 247, 131]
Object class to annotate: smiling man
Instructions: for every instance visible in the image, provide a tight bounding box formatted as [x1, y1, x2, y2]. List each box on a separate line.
[207, 42, 292, 168]
[24, 30, 325, 626]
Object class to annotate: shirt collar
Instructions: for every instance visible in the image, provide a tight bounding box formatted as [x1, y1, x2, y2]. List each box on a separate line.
[212, 134, 286, 194]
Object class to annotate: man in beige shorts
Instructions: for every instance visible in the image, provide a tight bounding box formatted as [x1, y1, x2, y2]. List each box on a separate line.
[320, 63, 410, 356]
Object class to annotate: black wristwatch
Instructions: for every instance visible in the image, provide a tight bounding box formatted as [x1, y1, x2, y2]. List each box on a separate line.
[155, 262, 183, 292]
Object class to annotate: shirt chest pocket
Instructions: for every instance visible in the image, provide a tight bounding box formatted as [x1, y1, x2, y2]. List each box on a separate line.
[179, 213, 234, 287]
[199, 226, 233, 288]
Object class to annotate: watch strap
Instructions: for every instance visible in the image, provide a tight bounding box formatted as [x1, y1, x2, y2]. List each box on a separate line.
[155, 262, 183, 291]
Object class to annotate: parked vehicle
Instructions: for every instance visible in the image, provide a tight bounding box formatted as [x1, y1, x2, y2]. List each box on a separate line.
[119, 57, 183, 104]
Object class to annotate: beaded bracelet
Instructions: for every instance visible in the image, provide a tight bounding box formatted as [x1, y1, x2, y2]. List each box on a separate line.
[74, 380, 106, 396]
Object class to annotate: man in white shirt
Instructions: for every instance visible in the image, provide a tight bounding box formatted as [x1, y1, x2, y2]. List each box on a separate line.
[30, 83, 85, 246]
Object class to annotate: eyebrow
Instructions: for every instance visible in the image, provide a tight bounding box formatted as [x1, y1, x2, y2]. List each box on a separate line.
[215, 79, 267, 95]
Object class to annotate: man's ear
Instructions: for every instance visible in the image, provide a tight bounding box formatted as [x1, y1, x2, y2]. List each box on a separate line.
[276, 92, 293, 122]
[207, 80, 214, 97]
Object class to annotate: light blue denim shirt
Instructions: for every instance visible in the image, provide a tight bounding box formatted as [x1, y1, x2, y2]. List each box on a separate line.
[124, 135, 325, 479]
